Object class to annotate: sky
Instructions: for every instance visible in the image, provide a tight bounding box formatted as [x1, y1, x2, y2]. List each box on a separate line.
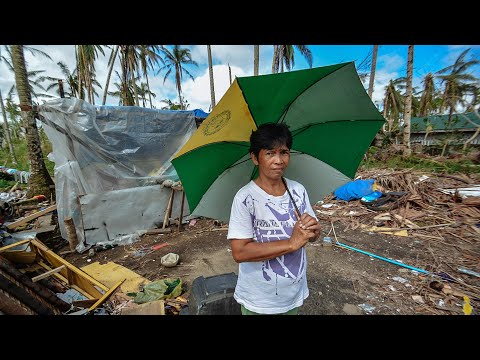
[1, 45, 479, 114]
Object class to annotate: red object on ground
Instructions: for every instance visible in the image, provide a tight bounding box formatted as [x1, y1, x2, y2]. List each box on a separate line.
[152, 243, 169, 251]
[33, 195, 47, 201]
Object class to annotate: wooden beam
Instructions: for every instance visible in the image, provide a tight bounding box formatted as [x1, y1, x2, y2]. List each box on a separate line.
[32, 265, 66, 282]
[178, 191, 186, 233]
[6, 204, 57, 230]
[88, 279, 124, 313]
[72, 299, 98, 308]
[64, 217, 78, 251]
[162, 188, 175, 229]
[145, 228, 171, 235]
[0, 239, 31, 253]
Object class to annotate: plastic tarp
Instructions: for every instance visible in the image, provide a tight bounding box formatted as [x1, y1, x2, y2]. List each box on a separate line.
[39, 98, 202, 252]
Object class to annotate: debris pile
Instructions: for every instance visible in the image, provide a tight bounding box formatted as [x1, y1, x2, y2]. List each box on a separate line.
[314, 169, 480, 314]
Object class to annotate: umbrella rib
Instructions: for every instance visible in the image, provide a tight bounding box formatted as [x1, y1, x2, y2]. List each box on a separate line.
[225, 156, 251, 170]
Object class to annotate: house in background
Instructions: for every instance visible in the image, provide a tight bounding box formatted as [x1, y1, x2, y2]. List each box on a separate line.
[410, 112, 480, 147]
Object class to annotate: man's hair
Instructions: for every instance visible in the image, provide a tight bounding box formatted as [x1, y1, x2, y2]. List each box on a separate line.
[249, 122, 292, 158]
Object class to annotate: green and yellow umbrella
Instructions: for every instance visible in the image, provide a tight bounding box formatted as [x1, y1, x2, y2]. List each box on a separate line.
[172, 62, 385, 222]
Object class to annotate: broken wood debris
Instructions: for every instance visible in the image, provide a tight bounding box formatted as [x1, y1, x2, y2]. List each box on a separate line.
[315, 169, 480, 314]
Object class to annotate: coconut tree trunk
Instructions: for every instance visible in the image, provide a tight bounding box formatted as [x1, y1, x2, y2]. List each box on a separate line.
[403, 45, 414, 157]
[0, 89, 18, 165]
[131, 70, 139, 107]
[279, 46, 284, 73]
[145, 74, 153, 108]
[103, 45, 119, 105]
[369, 45, 382, 146]
[228, 63, 232, 85]
[58, 80, 65, 98]
[11, 45, 54, 199]
[207, 45, 216, 109]
[254, 45, 259, 76]
[463, 126, 480, 151]
[368, 45, 378, 99]
[272, 45, 278, 73]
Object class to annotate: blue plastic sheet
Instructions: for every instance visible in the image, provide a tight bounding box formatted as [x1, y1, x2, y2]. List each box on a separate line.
[334, 179, 376, 201]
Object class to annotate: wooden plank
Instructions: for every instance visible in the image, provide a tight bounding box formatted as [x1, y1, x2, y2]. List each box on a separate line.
[0, 239, 32, 253]
[162, 188, 174, 229]
[81, 261, 150, 293]
[178, 191, 186, 233]
[145, 228, 171, 235]
[6, 204, 57, 230]
[88, 279, 124, 313]
[121, 300, 165, 315]
[32, 265, 66, 282]
[72, 299, 98, 308]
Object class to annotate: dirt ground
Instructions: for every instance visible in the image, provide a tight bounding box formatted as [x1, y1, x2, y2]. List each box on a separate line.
[60, 215, 479, 315]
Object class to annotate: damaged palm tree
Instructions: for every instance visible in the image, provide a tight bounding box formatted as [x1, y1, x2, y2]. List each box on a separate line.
[11, 45, 55, 199]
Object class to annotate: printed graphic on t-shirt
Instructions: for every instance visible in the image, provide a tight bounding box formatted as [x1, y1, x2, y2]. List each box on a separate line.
[242, 188, 308, 282]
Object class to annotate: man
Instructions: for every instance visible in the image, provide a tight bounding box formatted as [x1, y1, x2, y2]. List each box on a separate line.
[227, 122, 321, 315]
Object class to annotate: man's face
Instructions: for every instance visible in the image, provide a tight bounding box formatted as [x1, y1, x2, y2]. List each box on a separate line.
[251, 145, 290, 180]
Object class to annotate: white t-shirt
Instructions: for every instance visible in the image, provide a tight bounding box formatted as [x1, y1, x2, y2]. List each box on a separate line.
[227, 178, 317, 314]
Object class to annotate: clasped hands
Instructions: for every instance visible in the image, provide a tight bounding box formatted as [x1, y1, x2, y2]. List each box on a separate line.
[290, 212, 321, 249]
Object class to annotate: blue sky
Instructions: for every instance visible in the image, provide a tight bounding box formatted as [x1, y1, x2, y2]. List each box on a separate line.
[1, 45, 479, 113]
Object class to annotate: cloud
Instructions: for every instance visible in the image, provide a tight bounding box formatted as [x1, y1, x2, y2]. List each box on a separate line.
[378, 53, 404, 72]
[181, 64, 246, 111]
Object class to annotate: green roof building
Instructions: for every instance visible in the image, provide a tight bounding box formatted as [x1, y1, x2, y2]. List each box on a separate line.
[410, 112, 480, 146]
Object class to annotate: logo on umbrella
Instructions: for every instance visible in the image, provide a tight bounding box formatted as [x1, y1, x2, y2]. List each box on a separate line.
[203, 110, 231, 136]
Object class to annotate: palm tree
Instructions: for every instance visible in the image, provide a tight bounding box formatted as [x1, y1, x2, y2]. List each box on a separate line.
[254, 45, 259, 76]
[271, 45, 313, 73]
[137, 82, 156, 108]
[160, 98, 183, 110]
[436, 48, 479, 156]
[138, 45, 164, 108]
[119, 45, 144, 106]
[368, 45, 379, 99]
[403, 45, 414, 156]
[76, 45, 105, 104]
[158, 45, 198, 110]
[37, 61, 93, 99]
[466, 86, 480, 112]
[108, 71, 135, 106]
[436, 48, 480, 118]
[383, 78, 406, 134]
[4, 93, 22, 140]
[0, 89, 17, 165]
[1, 47, 50, 100]
[207, 45, 216, 109]
[418, 73, 437, 116]
[103, 45, 119, 105]
[11, 45, 54, 199]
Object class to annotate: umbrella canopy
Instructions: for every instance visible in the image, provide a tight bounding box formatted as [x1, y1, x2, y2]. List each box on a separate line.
[172, 62, 386, 222]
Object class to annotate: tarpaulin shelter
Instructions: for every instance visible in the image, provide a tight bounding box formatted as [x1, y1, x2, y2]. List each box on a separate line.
[39, 98, 207, 251]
